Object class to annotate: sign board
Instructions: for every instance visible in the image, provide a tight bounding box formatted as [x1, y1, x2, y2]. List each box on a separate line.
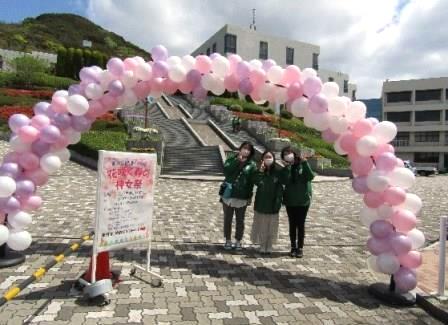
[93, 150, 157, 253]
[82, 40, 92, 48]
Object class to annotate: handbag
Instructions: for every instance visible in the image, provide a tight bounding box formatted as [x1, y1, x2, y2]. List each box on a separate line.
[219, 162, 247, 199]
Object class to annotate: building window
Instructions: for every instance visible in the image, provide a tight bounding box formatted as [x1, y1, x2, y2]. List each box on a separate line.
[445, 132, 448, 145]
[224, 34, 237, 54]
[385, 111, 411, 122]
[312, 53, 319, 70]
[286, 47, 294, 65]
[328, 77, 334, 82]
[393, 132, 410, 147]
[414, 152, 439, 163]
[415, 110, 441, 122]
[206, 48, 210, 56]
[446, 111, 448, 121]
[352, 90, 356, 101]
[386, 91, 412, 104]
[259, 41, 268, 60]
[415, 131, 440, 143]
[415, 89, 441, 101]
[212, 43, 217, 53]
[343, 80, 348, 93]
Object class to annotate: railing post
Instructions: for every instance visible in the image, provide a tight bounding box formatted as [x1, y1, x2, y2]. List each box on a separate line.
[438, 215, 447, 297]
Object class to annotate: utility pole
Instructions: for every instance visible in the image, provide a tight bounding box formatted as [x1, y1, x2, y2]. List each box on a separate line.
[250, 8, 257, 31]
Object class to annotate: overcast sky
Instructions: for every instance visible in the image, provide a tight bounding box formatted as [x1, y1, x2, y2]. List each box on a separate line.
[2, 0, 447, 99]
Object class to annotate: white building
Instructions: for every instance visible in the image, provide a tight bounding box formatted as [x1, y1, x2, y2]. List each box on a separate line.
[382, 77, 448, 171]
[0, 48, 57, 72]
[192, 24, 356, 99]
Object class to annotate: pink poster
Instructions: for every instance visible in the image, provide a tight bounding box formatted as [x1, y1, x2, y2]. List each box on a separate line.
[94, 150, 157, 253]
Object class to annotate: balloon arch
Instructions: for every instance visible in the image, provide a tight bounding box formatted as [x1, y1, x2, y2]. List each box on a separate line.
[0, 45, 424, 293]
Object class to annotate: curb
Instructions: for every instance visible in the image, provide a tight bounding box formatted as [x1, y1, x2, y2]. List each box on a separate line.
[207, 119, 239, 150]
[180, 117, 207, 147]
[177, 103, 193, 119]
[416, 293, 448, 323]
[69, 150, 98, 171]
[156, 102, 171, 119]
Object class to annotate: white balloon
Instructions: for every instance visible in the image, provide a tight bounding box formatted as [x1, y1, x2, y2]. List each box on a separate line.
[119, 90, 138, 107]
[181, 55, 196, 70]
[367, 170, 390, 192]
[356, 136, 379, 156]
[201, 73, 216, 91]
[321, 82, 339, 98]
[8, 211, 32, 230]
[302, 68, 317, 80]
[290, 97, 309, 118]
[52, 90, 69, 98]
[275, 87, 288, 104]
[67, 95, 89, 116]
[328, 97, 347, 117]
[65, 129, 82, 145]
[166, 56, 181, 67]
[367, 255, 381, 273]
[346, 101, 367, 123]
[7, 230, 32, 251]
[135, 62, 152, 81]
[259, 83, 275, 101]
[121, 70, 138, 88]
[329, 116, 349, 134]
[98, 71, 114, 89]
[360, 206, 380, 227]
[388, 167, 415, 189]
[0, 176, 16, 198]
[377, 252, 400, 275]
[0, 224, 9, 246]
[372, 121, 397, 144]
[211, 78, 226, 96]
[53, 148, 70, 162]
[133, 56, 145, 65]
[40, 153, 62, 174]
[211, 57, 230, 78]
[311, 112, 330, 131]
[377, 204, 395, 219]
[250, 59, 263, 69]
[333, 137, 347, 155]
[399, 193, 422, 215]
[168, 64, 187, 83]
[407, 228, 425, 249]
[267, 66, 284, 84]
[85, 83, 103, 100]
[9, 135, 31, 153]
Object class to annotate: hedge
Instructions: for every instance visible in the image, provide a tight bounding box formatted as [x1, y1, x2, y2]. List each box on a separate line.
[210, 97, 263, 114]
[68, 130, 128, 160]
[0, 72, 75, 89]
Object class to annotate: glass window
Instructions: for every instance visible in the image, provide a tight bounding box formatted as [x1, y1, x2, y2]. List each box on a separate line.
[386, 91, 412, 103]
[343, 80, 348, 93]
[415, 89, 441, 101]
[212, 43, 217, 53]
[259, 41, 268, 60]
[352, 90, 356, 101]
[328, 77, 334, 82]
[286, 47, 294, 65]
[415, 110, 441, 122]
[206, 48, 210, 56]
[414, 131, 440, 142]
[385, 111, 411, 122]
[224, 34, 237, 54]
[393, 132, 410, 147]
[312, 53, 319, 70]
[414, 152, 439, 163]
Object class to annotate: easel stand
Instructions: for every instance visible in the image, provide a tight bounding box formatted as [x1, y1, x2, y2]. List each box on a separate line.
[368, 275, 416, 307]
[130, 238, 163, 287]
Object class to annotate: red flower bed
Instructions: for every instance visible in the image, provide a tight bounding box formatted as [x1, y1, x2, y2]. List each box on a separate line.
[1, 88, 53, 99]
[233, 112, 275, 123]
[0, 106, 34, 120]
[97, 112, 118, 122]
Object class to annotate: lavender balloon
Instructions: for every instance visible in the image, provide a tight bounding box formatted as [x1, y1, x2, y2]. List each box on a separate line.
[390, 233, 412, 255]
[352, 176, 369, 194]
[210, 53, 220, 60]
[151, 45, 168, 61]
[0, 163, 20, 179]
[239, 78, 254, 95]
[71, 116, 92, 132]
[79, 67, 99, 83]
[33, 102, 51, 115]
[152, 61, 169, 78]
[8, 114, 30, 133]
[31, 140, 51, 156]
[262, 59, 277, 72]
[107, 57, 125, 76]
[394, 267, 417, 292]
[2, 196, 20, 214]
[186, 70, 202, 87]
[68, 84, 83, 96]
[108, 80, 125, 97]
[15, 180, 35, 198]
[236, 61, 251, 79]
[370, 220, 394, 239]
[52, 113, 72, 130]
[40, 125, 61, 144]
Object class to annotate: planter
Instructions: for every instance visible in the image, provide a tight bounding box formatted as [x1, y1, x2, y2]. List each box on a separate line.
[266, 137, 291, 152]
[126, 139, 163, 164]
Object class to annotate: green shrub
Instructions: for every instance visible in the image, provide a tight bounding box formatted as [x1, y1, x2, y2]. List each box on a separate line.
[280, 110, 293, 119]
[0, 94, 37, 106]
[0, 72, 75, 89]
[91, 120, 127, 132]
[68, 130, 128, 160]
[265, 108, 274, 115]
[242, 105, 263, 115]
[229, 104, 242, 112]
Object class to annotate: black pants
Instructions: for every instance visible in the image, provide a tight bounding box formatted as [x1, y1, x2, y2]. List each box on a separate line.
[286, 205, 310, 249]
[222, 203, 246, 241]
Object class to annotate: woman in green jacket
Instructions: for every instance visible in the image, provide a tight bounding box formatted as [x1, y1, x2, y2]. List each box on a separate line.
[250, 150, 284, 254]
[221, 141, 257, 251]
[281, 146, 315, 258]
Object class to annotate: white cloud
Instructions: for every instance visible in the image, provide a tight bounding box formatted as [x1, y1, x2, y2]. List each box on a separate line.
[85, 0, 448, 98]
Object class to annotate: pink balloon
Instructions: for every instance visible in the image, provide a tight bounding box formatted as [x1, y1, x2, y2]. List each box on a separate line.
[239, 78, 254, 95]
[228, 54, 242, 73]
[351, 156, 374, 176]
[281, 65, 301, 86]
[195, 55, 212, 74]
[287, 82, 303, 101]
[391, 209, 417, 232]
[373, 143, 395, 159]
[51, 96, 68, 113]
[52, 133, 70, 150]
[375, 152, 397, 172]
[31, 115, 51, 130]
[249, 69, 266, 87]
[262, 59, 276, 72]
[3, 152, 20, 164]
[19, 152, 40, 170]
[302, 77, 322, 98]
[224, 75, 240, 92]
[123, 57, 138, 71]
[321, 129, 339, 143]
[178, 80, 193, 94]
[364, 191, 385, 208]
[20, 195, 43, 211]
[152, 61, 169, 78]
[162, 78, 178, 95]
[370, 220, 394, 239]
[398, 251, 422, 269]
[394, 267, 417, 292]
[107, 57, 125, 76]
[352, 176, 369, 194]
[24, 169, 49, 186]
[367, 237, 391, 255]
[151, 77, 164, 93]
[101, 94, 118, 111]
[352, 119, 373, 138]
[384, 186, 406, 206]
[186, 70, 202, 88]
[396, 158, 405, 167]
[340, 133, 358, 155]
[308, 94, 328, 114]
[390, 232, 412, 255]
[236, 61, 251, 79]
[133, 81, 151, 99]
[18, 125, 40, 143]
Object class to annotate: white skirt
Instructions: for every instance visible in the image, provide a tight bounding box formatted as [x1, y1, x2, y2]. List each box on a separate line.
[250, 211, 279, 251]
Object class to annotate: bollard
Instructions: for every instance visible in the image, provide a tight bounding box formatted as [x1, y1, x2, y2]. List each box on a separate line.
[438, 216, 447, 297]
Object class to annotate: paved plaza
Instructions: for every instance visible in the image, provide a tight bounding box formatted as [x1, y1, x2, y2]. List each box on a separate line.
[0, 141, 446, 324]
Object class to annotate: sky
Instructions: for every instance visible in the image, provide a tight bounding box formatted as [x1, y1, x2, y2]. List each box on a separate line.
[0, 0, 447, 99]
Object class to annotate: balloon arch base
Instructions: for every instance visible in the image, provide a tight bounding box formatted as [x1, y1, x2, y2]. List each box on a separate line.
[0, 243, 25, 269]
[368, 276, 416, 307]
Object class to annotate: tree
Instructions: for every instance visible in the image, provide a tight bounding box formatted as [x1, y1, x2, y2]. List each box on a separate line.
[13, 55, 48, 74]
[104, 36, 117, 49]
[83, 49, 93, 67]
[56, 47, 67, 77]
[65, 48, 75, 79]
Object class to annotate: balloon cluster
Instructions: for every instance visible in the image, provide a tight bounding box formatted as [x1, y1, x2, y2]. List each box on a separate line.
[0, 44, 424, 293]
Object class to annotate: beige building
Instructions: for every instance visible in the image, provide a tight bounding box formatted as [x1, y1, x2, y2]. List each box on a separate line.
[382, 77, 448, 171]
[192, 24, 356, 99]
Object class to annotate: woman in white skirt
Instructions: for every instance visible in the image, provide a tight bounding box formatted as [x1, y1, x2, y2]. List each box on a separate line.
[250, 151, 285, 254]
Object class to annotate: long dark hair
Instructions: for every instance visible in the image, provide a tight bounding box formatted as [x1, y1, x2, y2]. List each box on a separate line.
[261, 150, 276, 173]
[239, 141, 255, 160]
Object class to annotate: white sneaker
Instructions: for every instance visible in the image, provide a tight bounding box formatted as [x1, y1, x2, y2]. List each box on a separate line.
[233, 241, 242, 250]
[224, 240, 232, 250]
